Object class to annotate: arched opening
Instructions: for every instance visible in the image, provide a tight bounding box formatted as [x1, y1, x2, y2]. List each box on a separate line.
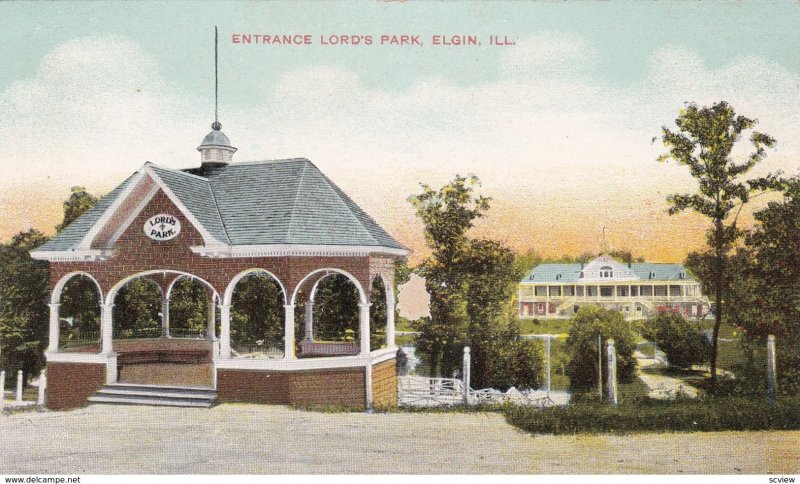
[293, 269, 367, 357]
[168, 276, 214, 339]
[229, 272, 286, 359]
[103, 270, 218, 387]
[370, 276, 388, 351]
[58, 274, 102, 353]
[113, 277, 163, 340]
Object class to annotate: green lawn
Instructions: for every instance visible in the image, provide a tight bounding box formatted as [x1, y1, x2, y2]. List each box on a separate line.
[517, 318, 572, 335]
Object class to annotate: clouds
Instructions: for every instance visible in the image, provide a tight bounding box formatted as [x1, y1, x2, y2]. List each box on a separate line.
[2, 31, 799, 262]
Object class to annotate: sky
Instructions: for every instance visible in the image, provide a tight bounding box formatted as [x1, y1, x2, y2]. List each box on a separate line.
[1, 1, 799, 263]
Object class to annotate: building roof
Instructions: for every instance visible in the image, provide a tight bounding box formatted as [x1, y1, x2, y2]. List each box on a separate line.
[521, 256, 694, 284]
[198, 129, 232, 147]
[37, 158, 407, 253]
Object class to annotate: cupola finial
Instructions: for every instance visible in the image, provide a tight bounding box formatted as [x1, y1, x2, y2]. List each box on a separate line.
[197, 25, 236, 169]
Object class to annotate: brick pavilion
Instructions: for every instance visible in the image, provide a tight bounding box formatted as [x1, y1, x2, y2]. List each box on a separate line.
[31, 121, 408, 410]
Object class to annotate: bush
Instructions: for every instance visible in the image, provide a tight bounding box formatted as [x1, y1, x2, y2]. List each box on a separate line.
[504, 396, 800, 434]
[470, 323, 545, 391]
[643, 312, 711, 369]
[566, 306, 637, 392]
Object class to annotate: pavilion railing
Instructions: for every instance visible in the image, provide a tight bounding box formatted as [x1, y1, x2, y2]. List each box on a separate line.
[59, 330, 100, 350]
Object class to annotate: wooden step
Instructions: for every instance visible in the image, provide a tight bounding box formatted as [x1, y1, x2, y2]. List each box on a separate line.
[89, 383, 216, 408]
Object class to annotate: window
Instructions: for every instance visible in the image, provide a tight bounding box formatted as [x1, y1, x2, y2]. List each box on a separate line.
[600, 266, 613, 278]
[625, 306, 630, 312]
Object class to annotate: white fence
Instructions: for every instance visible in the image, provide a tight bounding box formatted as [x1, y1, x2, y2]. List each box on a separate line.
[397, 346, 570, 408]
[1, 369, 45, 411]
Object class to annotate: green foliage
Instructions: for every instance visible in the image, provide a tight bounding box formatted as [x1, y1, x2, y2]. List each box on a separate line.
[658, 101, 779, 392]
[169, 277, 210, 336]
[409, 175, 543, 389]
[56, 186, 98, 233]
[230, 274, 284, 348]
[0, 230, 50, 385]
[643, 312, 711, 369]
[566, 306, 637, 392]
[504, 397, 800, 435]
[308, 274, 359, 341]
[113, 279, 162, 338]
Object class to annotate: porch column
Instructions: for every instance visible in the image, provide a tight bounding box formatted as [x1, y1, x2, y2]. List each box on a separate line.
[284, 304, 296, 360]
[47, 303, 60, 353]
[304, 301, 314, 342]
[207, 300, 216, 339]
[386, 296, 396, 348]
[161, 297, 170, 337]
[219, 304, 231, 359]
[359, 302, 371, 355]
[100, 303, 114, 355]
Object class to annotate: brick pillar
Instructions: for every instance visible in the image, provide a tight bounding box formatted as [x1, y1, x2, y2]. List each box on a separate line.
[219, 304, 231, 359]
[47, 303, 61, 353]
[359, 302, 371, 355]
[100, 303, 114, 355]
[284, 304, 296, 360]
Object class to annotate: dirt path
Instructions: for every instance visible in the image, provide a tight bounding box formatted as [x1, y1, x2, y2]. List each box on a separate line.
[634, 350, 700, 400]
[1, 404, 797, 474]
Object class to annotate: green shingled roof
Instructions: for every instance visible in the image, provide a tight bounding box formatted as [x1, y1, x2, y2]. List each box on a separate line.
[37, 159, 406, 252]
[522, 262, 694, 283]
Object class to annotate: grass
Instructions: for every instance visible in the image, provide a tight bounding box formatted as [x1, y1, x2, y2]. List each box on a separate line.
[516, 318, 572, 335]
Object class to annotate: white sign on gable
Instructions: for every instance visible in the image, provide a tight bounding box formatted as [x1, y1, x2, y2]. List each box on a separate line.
[144, 214, 181, 241]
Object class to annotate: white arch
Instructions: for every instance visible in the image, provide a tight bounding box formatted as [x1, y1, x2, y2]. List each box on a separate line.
[222, 268, 287, 307]
[51, 271, 103, 305]
[105, 270, 217, 306]
[165, 273, 218, 301]
[308, 272, 347, 302]
[291, 268, 368, 306]
[370, 272, 395, 304]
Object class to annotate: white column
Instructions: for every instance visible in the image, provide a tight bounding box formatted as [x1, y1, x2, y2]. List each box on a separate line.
[219, 304, 231, 359]
[0, 371, 5, 404]
[386, 297, 396, 348]
[37, 372, 46, 405]
[100, 303, 114, 355]
[304, 301, 314, 342]
[284, 304, 296, 360]
[358, 302, 371, 355]
[16, 370, 23, 402]
[207, 300, 216, 339]
[462, 346, 471, 405]
[161, 297, 170, 337]
[607, 339, 618, 406]
[767, 334, 777, 406]
[47, 303, 61, 353]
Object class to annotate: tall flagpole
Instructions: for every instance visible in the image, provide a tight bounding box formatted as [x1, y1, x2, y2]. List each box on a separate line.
[214, 26, 219, 127]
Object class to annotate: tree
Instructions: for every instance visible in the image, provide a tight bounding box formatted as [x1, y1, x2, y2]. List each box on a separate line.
[0, 230, 50, 386]
[658, 101, 778, 393]
[409, 175, 544, 388]
[56, 187, 99, 232]
[409, 174, 489, 378]
[643, 312, 711, 369]
[566, 306, 637, 393]
[725, 177, 800, 395]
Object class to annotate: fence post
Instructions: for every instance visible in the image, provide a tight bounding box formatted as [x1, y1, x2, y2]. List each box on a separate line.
[546, 334, 552, 398]
[16, 370, 23, 403]
[0, 371, 5, 409]
[37, 370, 46, 406]
[767, 334, 777, 406]
[597, 334, 603, 398]
[462, 346, 471, 405]
[607, 339, 618, 406]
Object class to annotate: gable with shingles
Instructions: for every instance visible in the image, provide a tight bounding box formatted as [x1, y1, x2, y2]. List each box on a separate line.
[35, 158, 406, 254]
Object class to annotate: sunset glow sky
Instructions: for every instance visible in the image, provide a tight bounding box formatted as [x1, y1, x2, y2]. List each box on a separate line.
[2, 2, 799, 264]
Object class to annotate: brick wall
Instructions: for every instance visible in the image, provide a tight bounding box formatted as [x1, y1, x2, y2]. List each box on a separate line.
[371, 358, 397, 409]
[216, 366, 367, 409]
[46, 362, 106, 410]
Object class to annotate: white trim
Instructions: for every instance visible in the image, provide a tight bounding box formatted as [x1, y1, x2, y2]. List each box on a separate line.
[75, 171, 148, 250]
[142, 166, 227, 248]
[31, 249, 112, 262]
[50, 271, 103, 305]
[222, 268, 287, 306]
[105, 269, 217, 306]
[105, 183, 160, 248]
[46, 352, 111, 364]
[290, 268, 368, 306]
[214, 348, 396, 371]
[192, 244, 409, 258]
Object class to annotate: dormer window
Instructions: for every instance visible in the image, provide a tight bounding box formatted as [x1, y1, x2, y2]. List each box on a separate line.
[579, 271, 584, 278]
[600, 266, 613, 278]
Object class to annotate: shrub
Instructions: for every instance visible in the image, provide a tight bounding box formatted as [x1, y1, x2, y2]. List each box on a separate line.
[470, 323, 545, 391]
[504, 396, 800, 434]
[566, 306, 637, 392]
[642, 312, 711, 369]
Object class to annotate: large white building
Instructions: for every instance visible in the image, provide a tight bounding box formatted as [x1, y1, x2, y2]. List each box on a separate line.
[518, 255, 710, 320]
